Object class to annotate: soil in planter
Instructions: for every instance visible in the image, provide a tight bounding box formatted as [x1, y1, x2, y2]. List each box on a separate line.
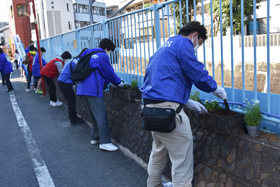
[119, 87, 139, 91]
[208, 108, 240, 117]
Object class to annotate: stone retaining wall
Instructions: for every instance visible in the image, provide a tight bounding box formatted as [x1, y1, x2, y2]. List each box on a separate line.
[54, 83, 280, 187]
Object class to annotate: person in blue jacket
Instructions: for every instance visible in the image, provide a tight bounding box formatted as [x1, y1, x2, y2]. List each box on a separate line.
[141, 21, 227, 187]
[33, 47, 46, 93]
[25, 40, 34, 54]
[58, 48, 88, 125]
[76, 38, 124, 152]
[0, 48, 14, 92]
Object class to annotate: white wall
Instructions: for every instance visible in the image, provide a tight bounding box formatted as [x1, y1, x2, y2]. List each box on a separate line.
[36, 0, 75, 38]
[104, 0, 120, 7]
[117, 37, 280, 66]
[57, 0, 75, 33]
[256, 0, 280, 32]
[75, 13, 106, 22]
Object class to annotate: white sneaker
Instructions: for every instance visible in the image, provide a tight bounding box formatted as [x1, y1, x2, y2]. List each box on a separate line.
[25, 89, 30, 92]
[91, 140, 99, 145]
[50, 101, 54, 106]
[162, 182, 173, 187]
[52, 101, 63, 107]
[99, 143, 118, 151]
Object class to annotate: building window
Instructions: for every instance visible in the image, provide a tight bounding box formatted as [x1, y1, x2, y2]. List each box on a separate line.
[68, 22, 72, 30]
[52, 6, 54, 9]
[84, 5, 89, 14]
[258, 17, 271, 34]
[67, 3, 70, 12]
[17, 4, 27, 17]
[107, 10, 113, 15]
[79, 6, 83, 14]
[51, 2, 54, 4]
[99, 8, 104, 16]
[93, 7, 98, 15]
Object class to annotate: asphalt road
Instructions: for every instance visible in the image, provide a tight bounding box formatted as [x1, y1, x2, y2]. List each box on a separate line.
[0, 69, 148, 187]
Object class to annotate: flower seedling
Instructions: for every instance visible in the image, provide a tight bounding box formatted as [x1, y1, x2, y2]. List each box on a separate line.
[243, 99, 262, 126]
[204, 100, 221, 112]
[130, 79, 138, 90]
[190, 91, 202, 104]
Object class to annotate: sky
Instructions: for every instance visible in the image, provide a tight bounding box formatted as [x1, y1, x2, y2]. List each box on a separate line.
[0, 0, 9, 23]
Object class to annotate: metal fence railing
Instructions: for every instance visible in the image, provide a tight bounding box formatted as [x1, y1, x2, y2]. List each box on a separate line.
[39, 0, 280, 134]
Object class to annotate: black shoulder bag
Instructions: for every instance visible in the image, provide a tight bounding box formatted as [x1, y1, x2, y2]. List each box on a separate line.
[140, 100, 183, 133]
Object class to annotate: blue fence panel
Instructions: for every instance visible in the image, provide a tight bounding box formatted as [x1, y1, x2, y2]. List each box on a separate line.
[62, 31, 79, 58]
[51, 36, 63, 61]
[38, 0, 280, 134]
[40, 39, 52, 62]
[78, 26, 93, 49]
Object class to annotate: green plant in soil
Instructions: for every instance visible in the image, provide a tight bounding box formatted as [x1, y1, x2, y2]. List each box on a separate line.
[122, 84, 130, 89]
[130, 79, 138, 90]
[190, 91, 202, 104]
[204, 100, 221, 112]
[243, 99, 262, 126]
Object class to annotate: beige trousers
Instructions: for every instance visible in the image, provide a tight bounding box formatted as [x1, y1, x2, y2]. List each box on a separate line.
[146, 102, 193, 187]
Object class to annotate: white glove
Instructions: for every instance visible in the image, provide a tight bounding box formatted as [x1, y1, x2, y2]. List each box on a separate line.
[212, 86, 227, 100]
[118, 82, 124, 87]
[186, 99, 208, 114]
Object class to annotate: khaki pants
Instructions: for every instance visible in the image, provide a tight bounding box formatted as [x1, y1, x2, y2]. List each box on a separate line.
[146, 102, 193, 187]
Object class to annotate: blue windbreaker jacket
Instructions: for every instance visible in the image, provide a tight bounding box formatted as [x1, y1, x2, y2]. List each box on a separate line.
[76, 48, 121, 97]
[25, 46, 30, 54]
[0, 53, 13, 74]
[57, 59, 78, 84]
[141, 35, 217, 105]
[32, 54, 46, 77]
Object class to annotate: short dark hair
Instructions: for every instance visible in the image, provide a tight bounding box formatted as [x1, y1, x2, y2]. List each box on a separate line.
[98, 38, 116, 52]
[178, 21, 208, 41]
[41, 47, 46, 53]
[15, 49, 18, 53]
[29, 46, 35, 51]
[0, 48, 3, 53]
[29, 41, 34, 44]
[74, 48, 88, 59]
[61, 51, 72, 59]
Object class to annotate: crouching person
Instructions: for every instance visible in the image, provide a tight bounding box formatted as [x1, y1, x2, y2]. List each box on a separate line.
[40, 51, 72, 106]
[57, 48, 88, 125]
[22, 45, 36, 92]
[76, 38, 123, 152]
[140, 21, 227, 187]
[33, 47, 46, 93]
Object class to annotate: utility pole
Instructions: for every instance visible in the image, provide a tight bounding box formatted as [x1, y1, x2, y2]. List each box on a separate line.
[89, 0, 96, 25]
[77, 0, 80, 28]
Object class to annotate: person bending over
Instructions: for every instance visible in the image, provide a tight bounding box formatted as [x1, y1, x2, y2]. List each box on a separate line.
[40, 51, 72, 107]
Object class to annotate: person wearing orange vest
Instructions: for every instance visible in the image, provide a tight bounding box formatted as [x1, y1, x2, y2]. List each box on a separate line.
[22, 45, 37, 92]
[40, 51, 72, 107]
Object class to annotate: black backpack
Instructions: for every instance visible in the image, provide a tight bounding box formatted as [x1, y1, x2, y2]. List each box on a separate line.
[70, 50, 104, 82]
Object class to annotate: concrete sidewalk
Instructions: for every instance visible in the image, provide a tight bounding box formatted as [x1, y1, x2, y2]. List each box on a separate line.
[0, 69, 148, 187]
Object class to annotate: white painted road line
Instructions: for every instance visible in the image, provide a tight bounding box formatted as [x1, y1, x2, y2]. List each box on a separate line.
[9, 91, 55, 187]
